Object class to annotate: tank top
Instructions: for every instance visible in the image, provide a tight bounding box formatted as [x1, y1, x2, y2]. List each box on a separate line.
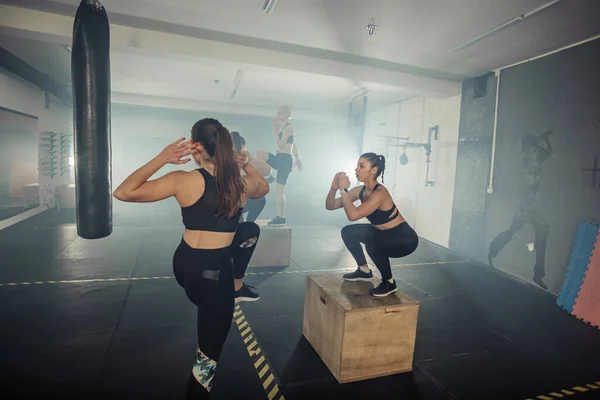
[278, 123, 294, 144]
[359, 184, 398, 226]
[181, 168, 242, 232]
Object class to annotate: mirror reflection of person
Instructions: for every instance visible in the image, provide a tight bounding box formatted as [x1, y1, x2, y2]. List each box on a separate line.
[488, 129, 553, 290]
[253, 105, 303, 225]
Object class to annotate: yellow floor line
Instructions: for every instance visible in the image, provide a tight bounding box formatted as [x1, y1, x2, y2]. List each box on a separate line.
[527, 380, 600, 399]
[233, 304, 285, 400]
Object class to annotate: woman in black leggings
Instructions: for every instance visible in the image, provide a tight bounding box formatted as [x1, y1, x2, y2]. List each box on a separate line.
[113, 119, 269, 398]
[325, 153, 419, 297]
[231, 131, 266, 223]
[230, 131, 265, 303]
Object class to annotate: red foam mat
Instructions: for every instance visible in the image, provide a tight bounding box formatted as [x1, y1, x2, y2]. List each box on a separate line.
[572, 237, 600, 328]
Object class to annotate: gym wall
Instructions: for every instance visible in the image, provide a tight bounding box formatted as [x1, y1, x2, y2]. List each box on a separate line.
[0, 70, 72, 216]
[364, 94, 461, 248]
[450, 37, 600, 294]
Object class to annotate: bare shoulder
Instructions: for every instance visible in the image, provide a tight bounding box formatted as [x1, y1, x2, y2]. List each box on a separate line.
[176, 169, 200, 181]
[283, 123, 294, 133]
[173, 169, 205, 189]
[374, 184, 390, 194]
[174, 169, 205, 206]
[374, 184, 392, 199]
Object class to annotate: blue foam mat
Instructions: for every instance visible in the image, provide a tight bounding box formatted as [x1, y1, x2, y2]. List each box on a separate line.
[557, 222, 599, 312]
[557, 223, 589, 307]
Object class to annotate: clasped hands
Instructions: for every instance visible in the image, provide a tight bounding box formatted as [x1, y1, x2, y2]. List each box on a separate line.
[330, 172, 351, 191]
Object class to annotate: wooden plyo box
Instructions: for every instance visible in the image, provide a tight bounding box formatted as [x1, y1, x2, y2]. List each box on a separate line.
[302, 273, 419, 383]
[248, 219, 291, 267]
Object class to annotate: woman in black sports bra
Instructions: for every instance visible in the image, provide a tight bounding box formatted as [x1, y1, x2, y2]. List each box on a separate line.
[113, 118, 269, 398]
[325, 152, 419, 297]
[254, 105, 303, 225]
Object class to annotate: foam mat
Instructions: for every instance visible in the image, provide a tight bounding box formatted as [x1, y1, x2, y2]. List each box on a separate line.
[557, 222, 599, 312]
[572, 231, 600, 329]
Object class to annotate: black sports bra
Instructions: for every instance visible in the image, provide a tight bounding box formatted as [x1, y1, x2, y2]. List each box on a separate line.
[359, 184, 398, 226]
[181, 169, 242, 232]
[278, 123, 294, 144]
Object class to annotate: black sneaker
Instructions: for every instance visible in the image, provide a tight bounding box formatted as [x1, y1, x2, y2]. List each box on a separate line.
[267, 216, 286, 225]
[235, 283, 260, 303]
[370, 279, 398, 297]
[343, 268, 373, 281]
[533, 275, 548, 290]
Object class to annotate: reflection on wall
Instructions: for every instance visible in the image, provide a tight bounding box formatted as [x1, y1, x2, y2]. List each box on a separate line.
[451, 38, 600, 294]
[0, 107, 38, 220]
[488, 130, 553, 290]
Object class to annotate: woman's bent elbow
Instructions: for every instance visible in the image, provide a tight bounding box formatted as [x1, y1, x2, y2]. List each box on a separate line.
[113, 190, 128, 202]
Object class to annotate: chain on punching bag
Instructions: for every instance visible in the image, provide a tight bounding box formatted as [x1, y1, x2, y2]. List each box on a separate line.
[71, 0, 112, 239]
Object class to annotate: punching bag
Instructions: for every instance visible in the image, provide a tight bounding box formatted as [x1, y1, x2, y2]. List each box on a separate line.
[71, 0, 112, 239]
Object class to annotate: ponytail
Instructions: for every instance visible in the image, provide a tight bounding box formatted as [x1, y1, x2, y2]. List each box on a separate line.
[214, 126, 244, 218]
[377, 155, 386, 183]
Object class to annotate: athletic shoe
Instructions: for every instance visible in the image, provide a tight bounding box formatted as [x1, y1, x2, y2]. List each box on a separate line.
[235, 283, 260, 303]
[267, 216, 286, 225]
[370, 279, 398, 297]
[343, 268, 373, 281]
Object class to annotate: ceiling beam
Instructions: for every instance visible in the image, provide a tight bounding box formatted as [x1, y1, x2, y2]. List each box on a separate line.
[111, 92, 335, 123]
[0, 3, 461, 98]
[0, 45, 72, 107]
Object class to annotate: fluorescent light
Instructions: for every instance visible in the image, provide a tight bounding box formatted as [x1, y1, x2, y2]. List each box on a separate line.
[263, 0, 279, 14]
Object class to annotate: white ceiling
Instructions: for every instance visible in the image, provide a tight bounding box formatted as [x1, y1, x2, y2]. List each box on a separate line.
[0, 0, 599, 120]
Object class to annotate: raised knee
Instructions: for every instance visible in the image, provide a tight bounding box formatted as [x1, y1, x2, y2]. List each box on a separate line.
[245, 221, 260, 236]
[238, 222, 260, 247]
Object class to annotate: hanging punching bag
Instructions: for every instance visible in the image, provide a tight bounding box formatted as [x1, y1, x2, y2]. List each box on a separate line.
[71, 0, 112, 239]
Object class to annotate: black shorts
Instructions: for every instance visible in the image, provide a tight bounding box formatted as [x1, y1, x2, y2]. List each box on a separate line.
[266, 152, 293, 185]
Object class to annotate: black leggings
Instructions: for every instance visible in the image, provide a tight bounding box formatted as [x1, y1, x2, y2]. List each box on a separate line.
[341, 222, 419, 280]
[173, 240, 234, 395]
[231, 222, 260, 280]
[173, 223, 260, 396]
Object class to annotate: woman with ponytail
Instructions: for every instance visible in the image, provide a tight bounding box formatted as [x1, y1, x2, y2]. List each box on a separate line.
[325, 152, 418, 297]
[113, 118, 269, 398]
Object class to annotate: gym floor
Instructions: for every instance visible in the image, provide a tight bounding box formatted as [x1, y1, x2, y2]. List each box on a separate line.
[1, 209, 600, 400]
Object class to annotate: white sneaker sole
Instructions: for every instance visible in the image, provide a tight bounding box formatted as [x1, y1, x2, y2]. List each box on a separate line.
[371, 287, 398, 297]
[235, 296, 260, 303]
[343, 276, 373, 282]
